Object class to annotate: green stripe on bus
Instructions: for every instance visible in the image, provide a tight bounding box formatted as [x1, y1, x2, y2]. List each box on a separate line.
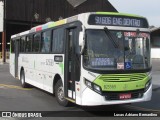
[48, 22, 55, 28]
[93, 73, 149, 91]
[59, 63, 64, 75]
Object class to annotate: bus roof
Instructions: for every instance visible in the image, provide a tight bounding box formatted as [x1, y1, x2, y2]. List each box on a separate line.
[95, 12, 144, 18]
[11, 12, 147, 39]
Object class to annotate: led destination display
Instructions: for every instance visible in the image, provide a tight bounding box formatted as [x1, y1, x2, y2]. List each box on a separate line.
[88, 15, 149, 28]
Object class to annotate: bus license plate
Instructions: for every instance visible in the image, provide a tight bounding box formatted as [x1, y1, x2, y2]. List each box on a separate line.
[119, 93, 131, 100]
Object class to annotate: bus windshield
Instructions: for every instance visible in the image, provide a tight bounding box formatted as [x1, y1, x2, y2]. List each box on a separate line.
[83, 29, 150, 70]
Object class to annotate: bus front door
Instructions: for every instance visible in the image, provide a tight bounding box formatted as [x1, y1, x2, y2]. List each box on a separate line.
[64, 27, 80, 101]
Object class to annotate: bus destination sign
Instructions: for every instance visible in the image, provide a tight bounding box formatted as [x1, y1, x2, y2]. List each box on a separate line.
[88, 15, 148, 28]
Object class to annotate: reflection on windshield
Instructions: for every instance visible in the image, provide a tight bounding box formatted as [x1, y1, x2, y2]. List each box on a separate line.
[83, 30, 150, 70]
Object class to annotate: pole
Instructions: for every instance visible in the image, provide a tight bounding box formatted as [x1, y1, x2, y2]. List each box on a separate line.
[2, 31, 6, 63]
[2, 0, 6, 63]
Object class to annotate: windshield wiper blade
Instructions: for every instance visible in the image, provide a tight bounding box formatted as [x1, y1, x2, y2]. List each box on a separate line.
[104, 27, 119, 48]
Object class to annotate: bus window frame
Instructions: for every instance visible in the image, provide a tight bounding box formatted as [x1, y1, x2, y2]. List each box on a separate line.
[25, 34, 33, 53]
[41, 30, 52, 53]
[11, 38, 15, 53]
[20, 36, 26, 53]
[33, 32, 41, 53]
[83, 29, 152, 74]
[51, 27, 65, 54]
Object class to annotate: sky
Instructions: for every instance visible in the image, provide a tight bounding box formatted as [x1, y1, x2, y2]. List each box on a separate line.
[108, 0, 160, 27]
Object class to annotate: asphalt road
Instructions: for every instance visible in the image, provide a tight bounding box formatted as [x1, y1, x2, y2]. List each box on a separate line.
[0, 59, 160, 119]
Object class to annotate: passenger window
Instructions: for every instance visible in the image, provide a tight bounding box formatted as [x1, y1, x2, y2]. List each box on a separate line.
[20, 37, 25, 52]
[41, 31, 51, 53]
[11, 39, 15, 53]
[25, 35, 32, 52]
[52, 28, 64, 53]
[33, 33, 41, 52]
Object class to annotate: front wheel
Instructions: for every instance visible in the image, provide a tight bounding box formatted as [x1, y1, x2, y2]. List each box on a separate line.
[55, 80, 70, 107]
[20, 70, 29, 88]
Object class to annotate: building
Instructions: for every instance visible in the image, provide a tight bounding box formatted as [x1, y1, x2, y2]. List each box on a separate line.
[1, 0, 117, 50]
[0, 0, 117, 61]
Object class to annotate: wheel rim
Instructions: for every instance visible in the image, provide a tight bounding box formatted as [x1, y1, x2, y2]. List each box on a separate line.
[57, 86, 65, 101]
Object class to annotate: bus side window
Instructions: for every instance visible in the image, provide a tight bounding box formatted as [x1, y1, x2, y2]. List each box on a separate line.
[26, 35, 32, 52]
[52, 28, 64, 53]
[20, 36, 25, 53]
[41, 30, 51, 53]
[33, 33, 41, 52]
[11, 39, 15, 53]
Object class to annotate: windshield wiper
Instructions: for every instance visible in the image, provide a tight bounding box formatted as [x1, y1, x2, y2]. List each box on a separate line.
[104, 27, 119, 48]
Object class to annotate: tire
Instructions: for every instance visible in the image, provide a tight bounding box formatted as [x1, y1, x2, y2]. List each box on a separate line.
[20, 70, 29, 88]
[55, 80, 70, 107]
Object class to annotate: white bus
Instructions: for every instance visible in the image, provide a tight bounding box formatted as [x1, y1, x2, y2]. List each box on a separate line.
[10, 12, 152, 106]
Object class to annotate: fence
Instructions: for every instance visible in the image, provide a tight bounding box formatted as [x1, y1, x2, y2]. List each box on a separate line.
[0, 52, 10, 59]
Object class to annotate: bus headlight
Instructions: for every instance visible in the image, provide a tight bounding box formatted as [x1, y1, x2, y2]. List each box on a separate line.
[145, 79, 151, 92]
[145, 72, 152, 92]
[93, 84, 101, 94]
[146, 72, 152, 79]
[85, 79, 92, 89]
[84, 78, 102, 94]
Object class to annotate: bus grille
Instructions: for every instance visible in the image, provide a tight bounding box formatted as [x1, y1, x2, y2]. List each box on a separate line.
[104, 90, 144, 101]
[99, 73, 147, 82]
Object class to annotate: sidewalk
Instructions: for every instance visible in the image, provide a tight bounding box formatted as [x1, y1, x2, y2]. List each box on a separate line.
[0, 59, 9, 64]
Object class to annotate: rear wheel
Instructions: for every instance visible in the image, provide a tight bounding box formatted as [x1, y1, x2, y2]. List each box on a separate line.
[55, 80, 70, 107]
[20, 70, 29, 88]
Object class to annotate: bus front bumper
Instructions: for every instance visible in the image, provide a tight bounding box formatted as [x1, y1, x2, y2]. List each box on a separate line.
[81, 85, 152, 106]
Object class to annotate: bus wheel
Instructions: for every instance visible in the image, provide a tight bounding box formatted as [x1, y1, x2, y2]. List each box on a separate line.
[55, 80, 70, 107]
[20, 70, 29, 88]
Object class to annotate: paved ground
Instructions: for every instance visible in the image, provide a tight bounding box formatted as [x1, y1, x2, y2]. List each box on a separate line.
[0, 59, 160, 119]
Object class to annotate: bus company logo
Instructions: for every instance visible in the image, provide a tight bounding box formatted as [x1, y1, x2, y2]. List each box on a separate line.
[123, 84, 128, 90]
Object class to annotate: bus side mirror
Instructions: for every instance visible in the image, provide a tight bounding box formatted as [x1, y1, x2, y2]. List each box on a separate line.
[79, 32, 85, 54]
